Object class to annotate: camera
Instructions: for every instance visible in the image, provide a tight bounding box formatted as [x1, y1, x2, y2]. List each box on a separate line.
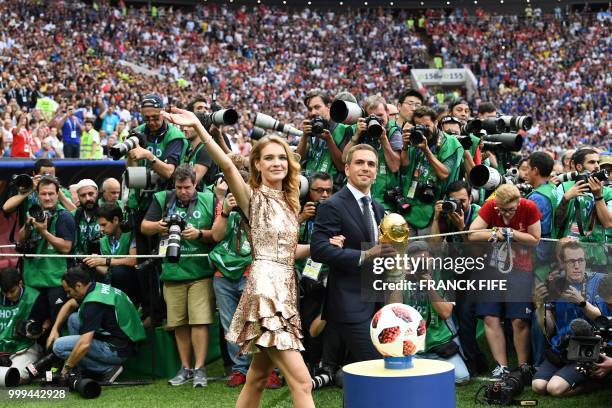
[26, 353, 62, 379]
[43, 372, 101, 399]
[11, 173, 34, 190]
[481, 133, 524, 152]
[310, 366, 343, 391]
[441, 198, 462, 214]
[479, 365, 535, 406]
[124, 167, 161, 191]
[109, 130, 146, 160]
[13, 319, 43, 339]
[383, 186, 410, 215]
[409, 125, 431, 146]
[557, 169, 608, 184]
[195, 109, 239, 131]
[310, 116, 328, 137]
[500, 115, 533, 132]
[455, 135, 473, 150]
[163, 213, 187, 263]
[416, 181, 436, 204]
[28, 204, 48, 224]
[515, 183, 533, 197]
[545, 274, 569, 301]
[15, 239, 38, 254]
[87, 233, 102, 256]
[364, 115, 383, 138]
[566, 317, 612, 375]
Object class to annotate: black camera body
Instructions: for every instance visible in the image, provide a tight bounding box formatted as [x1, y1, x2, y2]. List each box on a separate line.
[416, 181, 436, 204]
[364, 115, 383, 138]
[546, 275, 569, 301]
[310, 116, 329, 137]
[28, 204, 49, 224]
[13, 319, 43, 340]
[109, 130, 146, 160]
[557, 169, 608, 184]
[44, 371, 101, 399]
[15, 239, 39, 254]
[383, 186, 410, 215]
[409, 125, 431, 146]
[567, 316, 612, 375]
[480, 366, 534, 406]
[441, 198, 462, 214]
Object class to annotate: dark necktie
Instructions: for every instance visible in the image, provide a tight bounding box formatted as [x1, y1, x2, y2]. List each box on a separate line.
[361, 196, 376, 243]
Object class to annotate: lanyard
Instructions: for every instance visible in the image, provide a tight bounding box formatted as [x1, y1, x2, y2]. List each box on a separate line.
[109, 236, 121, 255]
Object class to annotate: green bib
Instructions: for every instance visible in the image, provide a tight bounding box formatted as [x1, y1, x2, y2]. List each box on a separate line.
[0, 287, 40, 353]
[371, 122, 401, 211]
[209, 212, 252, 280]
[24, 209, 71, 288]
[403, 289, 453, 351]
[126, 123, 187, 211]
[303, 123, 352, 178]
[72, 208, 101, 255]
[401, 134, 463, 228]
[184, 142, 209, 191]
[155, 190, 215, 281]
[79, 283, 145, 343]
[100, 231, 133, 278]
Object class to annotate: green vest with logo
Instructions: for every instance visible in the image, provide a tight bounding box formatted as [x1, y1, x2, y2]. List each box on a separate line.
[371, 122, 401, 211]
[209, 212, 252, 281]
[100, 231, 133, 278]
[0, 287, 40, 353]
[184, 142, 209, 191]
[527, 182, 561, 239]
[154, 190, 215, 281]
[403, 289, 453, 351]
[303, 123, 351, 178]
[401, 134, 463, 228]
[71, 208, 101, 255]
[79, 283, 145, 343]
[557, 182, 612, 266]
[126, 123, 187, 211]
[24, 209, 72, 288]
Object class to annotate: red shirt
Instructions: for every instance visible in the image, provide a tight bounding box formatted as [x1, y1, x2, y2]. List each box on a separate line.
[478, 198, 541, 271]
[10, 129, 32, 158]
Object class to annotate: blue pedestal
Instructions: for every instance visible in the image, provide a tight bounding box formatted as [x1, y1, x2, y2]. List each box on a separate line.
[343, 359, 455, 408]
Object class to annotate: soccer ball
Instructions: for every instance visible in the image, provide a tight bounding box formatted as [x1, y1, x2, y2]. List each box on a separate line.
[370, 303, 426, 357]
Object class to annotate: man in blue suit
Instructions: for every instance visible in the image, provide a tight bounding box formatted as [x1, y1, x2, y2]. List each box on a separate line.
[311, 144, 395, 362]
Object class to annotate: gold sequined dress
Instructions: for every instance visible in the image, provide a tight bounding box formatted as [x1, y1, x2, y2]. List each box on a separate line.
[226, 184, 304, 353]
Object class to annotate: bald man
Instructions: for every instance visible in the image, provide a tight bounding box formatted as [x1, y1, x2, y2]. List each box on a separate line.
[99, 178, 122, 207]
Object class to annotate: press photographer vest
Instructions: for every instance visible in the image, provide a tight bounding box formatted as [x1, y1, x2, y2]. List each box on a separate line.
[0, 287, 40, 353]
[209, 211, 252, 281]
[371, 122, 401, 210]
[184, 142, 207, 191]
[557, 181, 612, 266]
[126, 123, 187, 211]
[401, 134, 463, 229]
[18, 187, 71, 226]
[154, 189, 215, 281]
[72, 207, 101, 255]
[527, 182, 561, 239]
[79, 283, 146, 343]
[23, 209, 70, 288]
[100, 231, 133, 278]
[303, 122, 352, 178]
[403, 289, 454, 351]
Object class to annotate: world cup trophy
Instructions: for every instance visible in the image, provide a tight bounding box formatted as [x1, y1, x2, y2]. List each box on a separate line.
[378, 213, 410, 283]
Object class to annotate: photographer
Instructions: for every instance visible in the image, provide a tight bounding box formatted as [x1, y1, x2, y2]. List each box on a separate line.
[125, 94, 187, 326]
[17, 176, 75, 321]
[555, 148, 612, 271]
[399, 242, 470, 384]
[342, 96, 402, 210]
[400, 107, 464, 236]
[297, 90, 352, 188]
[591, 274, 612, 380]
[2, 159, 76, 219]
[395, 89, 424, 130]
[469, 184, 541, 379]
[448, 100, 478, 176]
[47, 265, 145, 383]
[83, 203, 139, 304]
[71, 179, 101, 257]
[532, 242, 607, 396]
[527, 152, 562, 240]
[141, 164, 216, 387]
[0, 267, 48, 384]
[99, 178, 122, 207]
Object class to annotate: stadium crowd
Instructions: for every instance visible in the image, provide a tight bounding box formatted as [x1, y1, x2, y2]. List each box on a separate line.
[0, 0, 610, 403]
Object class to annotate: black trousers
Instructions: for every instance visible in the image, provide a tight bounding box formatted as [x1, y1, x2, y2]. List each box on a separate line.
[326, 319, 381, 364]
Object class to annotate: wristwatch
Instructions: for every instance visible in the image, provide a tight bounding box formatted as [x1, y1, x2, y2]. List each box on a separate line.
[105, 258, 111, 267]
[197, 230, 203, 240]
[149, 156, 158, 165]
[578, 300, 587, 308]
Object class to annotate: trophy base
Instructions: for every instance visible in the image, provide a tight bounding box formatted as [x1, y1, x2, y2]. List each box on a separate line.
[384, 355, 413, 369]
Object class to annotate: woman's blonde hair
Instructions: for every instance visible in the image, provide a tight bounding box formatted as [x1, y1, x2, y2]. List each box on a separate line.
[494, 184, 521, 206]
[249, 135, 301, 214]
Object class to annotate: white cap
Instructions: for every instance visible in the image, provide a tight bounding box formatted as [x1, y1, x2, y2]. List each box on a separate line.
[73, 179, 98, 192]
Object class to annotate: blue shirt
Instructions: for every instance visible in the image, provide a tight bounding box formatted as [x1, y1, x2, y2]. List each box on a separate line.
[61, 117, 82, 144]
[102, 112, 120, 135]
[529, 191, 552, 237]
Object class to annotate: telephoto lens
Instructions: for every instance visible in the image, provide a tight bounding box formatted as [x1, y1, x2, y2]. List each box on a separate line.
[109, 135, 140, 160]
[164, 214, 187, 263]
[12, 174, 34, 190]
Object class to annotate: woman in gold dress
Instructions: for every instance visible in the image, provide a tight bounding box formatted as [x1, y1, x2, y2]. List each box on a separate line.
[163, 107, 315, 408]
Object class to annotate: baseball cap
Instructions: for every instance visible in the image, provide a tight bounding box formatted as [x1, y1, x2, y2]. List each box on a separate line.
[141, 94, 164, 109]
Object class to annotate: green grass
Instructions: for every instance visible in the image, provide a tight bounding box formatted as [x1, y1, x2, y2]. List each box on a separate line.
[6, 359, 611, 408]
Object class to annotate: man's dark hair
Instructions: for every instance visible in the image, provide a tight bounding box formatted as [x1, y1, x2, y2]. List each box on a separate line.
[597, 273, 612, 300]
[34, 159, 55, 174]
[303, 90, 330, 108]
[96, 203, 123, 223]
[528, 152, 554, 178]
[397, 89, 424, 105]
[84, 118, 94, 125]
[446, 180, 471, 197]
[411, 106, 437, 124]
[37, 175, 60, 193]
[572, 148, 598, 169]
[310, 172, 331, 185]
[62, 265, 93, 289]
[187, 96, 207, 112]
[478, 102, 496, 115]
[559, 241, 584, 261]
[173, 164, 196, 184]
[0, 267, 21, 293]
[448, 99, 470, 113]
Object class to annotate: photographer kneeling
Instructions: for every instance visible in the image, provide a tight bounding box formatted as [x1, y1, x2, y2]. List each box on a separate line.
[0, 268, 48, 384]
[141, 164, 216, 387]
[531, 241, 608, 396]
[47, 265, 145, 383]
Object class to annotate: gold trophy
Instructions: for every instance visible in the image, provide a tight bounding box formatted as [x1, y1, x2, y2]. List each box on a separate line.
[378, 213, 410, 283]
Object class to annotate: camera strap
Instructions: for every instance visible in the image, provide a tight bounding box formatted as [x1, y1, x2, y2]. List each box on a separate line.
[163, 191, 197, 222]
[574, 198, 596, 238]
